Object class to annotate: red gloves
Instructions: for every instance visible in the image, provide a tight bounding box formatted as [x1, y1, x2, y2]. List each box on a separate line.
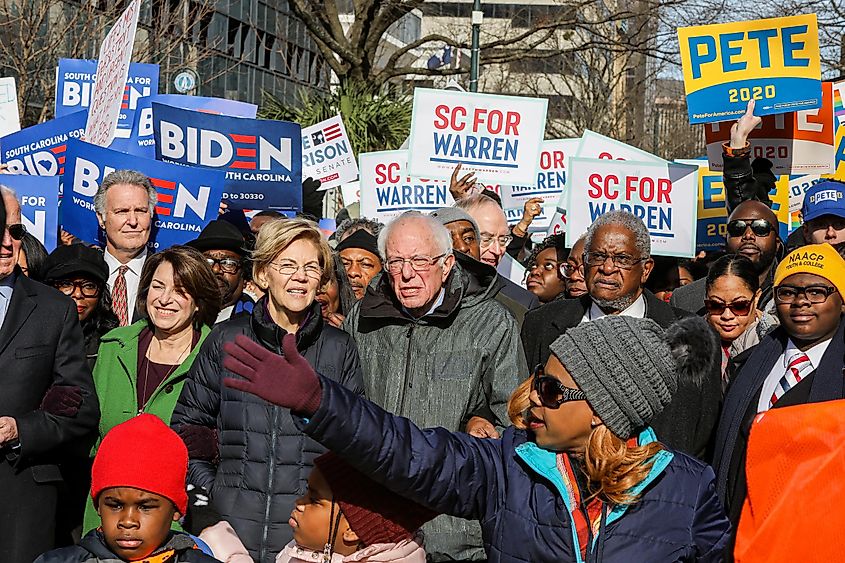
[223, 333, 322, 416]
[40, 385, 83, 417]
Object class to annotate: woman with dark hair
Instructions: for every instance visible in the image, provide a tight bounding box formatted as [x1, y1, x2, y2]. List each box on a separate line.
[18, 231, 49, 280]
[82, 245, 221, 532]
[705, 254, 778, 386]
[524, 234, 567, 303]
[44, 244, 119, 369]
[316, 253, 357, 327]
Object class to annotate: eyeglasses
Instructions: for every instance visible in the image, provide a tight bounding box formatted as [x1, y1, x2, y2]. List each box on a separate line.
[270, 261, 323, 279]
[6, 224, 25, 241]
[385, 253, 447, 274]
[531, 364, 587, 409]
[206, 257, 241, 274]
[559, 262, 581, 279]
[479, 233, 513, 249]
[704, 299, 754, 316]
[774, 284, 838, 305]
[54, 280, 101, 298]
[726, 219, 775, 238]
[583, 251, 645, 270]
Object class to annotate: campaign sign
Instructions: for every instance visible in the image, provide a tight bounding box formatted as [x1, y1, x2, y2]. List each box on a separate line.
[0, 77, 20, 138]
[359, 150, 453, 223]
[676, 159, 727, 251]
[340, 181, 360, 206]
[118, 94, 258, 158]
[153, 104, 302, 211]
[504, 205, 554, 234]
[407, 88, 548, 185]
[0, 175, 60, 251]
[705, 82, 835, 175]
[0, 111, 86, 175]
[500, 138, 580, 208]
[576, 130, 666, 163]
[302, 114, 358, 191]
[55, 59, 159, 139]
[61, 139, 226, 250]
[566, 157, 699, 257]
[85, 0, 141, 146]
[834, 81, 845, 127]
[679, 14, 822, 124]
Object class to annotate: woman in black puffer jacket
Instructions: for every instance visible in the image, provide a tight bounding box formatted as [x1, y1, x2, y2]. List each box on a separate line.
[171, 217, 364, 563]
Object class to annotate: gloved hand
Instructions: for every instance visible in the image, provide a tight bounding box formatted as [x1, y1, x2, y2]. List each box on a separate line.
[40, 385, 83, 417]
[177, 424, 219, 463]
[223, 334, 322, 415]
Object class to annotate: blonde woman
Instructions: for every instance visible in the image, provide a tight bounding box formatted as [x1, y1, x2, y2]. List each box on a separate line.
[221, 315, 729, 562]
[172, 217, 364, 563]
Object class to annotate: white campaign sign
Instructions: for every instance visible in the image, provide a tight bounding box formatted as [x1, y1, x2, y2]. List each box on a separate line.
[500, 138, 580, 208]
[0, 77, 20, 138]
[407, 88, 548, 185]
[496, 252, 528, 288]
[85, 0, 140, 146]
[340, 181, 361, 206]
[302, 114, 358, 191]
[576, 130, 667, 163]
[566, 157, 699, 257]
[359, 150, 453, 223]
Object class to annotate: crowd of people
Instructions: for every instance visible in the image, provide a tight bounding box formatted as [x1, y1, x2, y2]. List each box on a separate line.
[1, 100, 844, 563]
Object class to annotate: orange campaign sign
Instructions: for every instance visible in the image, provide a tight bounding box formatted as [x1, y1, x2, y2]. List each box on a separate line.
[704, 81, 835, 175]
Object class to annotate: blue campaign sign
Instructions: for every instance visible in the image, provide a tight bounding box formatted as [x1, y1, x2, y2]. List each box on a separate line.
[0, 175, 60, 251]
[153, 103, 301, 210]
[0, 111, 87, 175]
[61, 139, 226, 250]
[55, 59, 159, 138]
[114, 94, 259, 158]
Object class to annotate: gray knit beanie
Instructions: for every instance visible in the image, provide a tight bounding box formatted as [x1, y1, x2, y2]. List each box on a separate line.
[548, 315, 715, 440]
[430, 207, 479, 236]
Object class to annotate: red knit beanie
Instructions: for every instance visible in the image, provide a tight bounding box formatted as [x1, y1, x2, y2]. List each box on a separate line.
[91, 414, 189, 515]
[314, 452, 438, 546]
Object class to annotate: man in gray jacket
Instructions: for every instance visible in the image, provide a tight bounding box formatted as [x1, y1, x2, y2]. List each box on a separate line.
[342, 211, 526, 562]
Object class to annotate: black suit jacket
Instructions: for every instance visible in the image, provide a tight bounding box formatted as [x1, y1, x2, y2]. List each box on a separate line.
[0, 272, 99, 562]
[521, 290, 722, 460]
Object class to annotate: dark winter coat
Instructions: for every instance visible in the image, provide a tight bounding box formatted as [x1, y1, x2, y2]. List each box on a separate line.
[295, 376, 731, 563]
[171, 299, 365, 563]
[34, 530, 219, 563]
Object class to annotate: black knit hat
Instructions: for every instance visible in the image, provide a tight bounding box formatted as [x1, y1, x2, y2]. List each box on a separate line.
[44, 244, 109, 284]
[335, 229, 380, 258]
[186, 220, 247, 256]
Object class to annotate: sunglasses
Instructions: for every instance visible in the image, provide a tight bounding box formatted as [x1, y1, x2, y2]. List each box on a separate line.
[531, 364, 587, 409]
[6, 224, 26, 241]
[704, 299, 754, 316]
[726, 219, 775, 238]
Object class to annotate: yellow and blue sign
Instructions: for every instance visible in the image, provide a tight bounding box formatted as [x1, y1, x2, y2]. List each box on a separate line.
[679, 14, 822, 124]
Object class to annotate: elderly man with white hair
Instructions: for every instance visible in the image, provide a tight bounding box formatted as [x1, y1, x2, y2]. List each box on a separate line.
[341, 210, 526, 563]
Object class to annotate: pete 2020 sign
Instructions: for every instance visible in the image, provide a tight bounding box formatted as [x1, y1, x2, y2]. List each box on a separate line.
[0, 111, 86, 175]
[153, 103, 302, 211]
[407, 88, 548, 185]
[302, 114, 358, 191]
[359, 150, 453, 223]
[62, 139, 226, 250]
[566, 157, 699, 257]
[704, 81, 835, 175]
[0, 174, 60, 251]
[678, 14, 822, 124]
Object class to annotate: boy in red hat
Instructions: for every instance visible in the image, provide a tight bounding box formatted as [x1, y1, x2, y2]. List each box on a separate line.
[34, 414, 219, 563]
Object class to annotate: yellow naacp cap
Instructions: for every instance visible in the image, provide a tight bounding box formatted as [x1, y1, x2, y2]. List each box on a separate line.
[774, 243, 845, 297]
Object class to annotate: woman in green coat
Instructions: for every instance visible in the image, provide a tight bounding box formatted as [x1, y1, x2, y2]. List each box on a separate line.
[83, 246, 220, 532]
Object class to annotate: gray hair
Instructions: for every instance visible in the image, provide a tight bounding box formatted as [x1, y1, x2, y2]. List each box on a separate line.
[93, 170, 157, 218]
[377, 211, 454, 263]
[584, 210, 651, 259]
[336, 217, 385, 241]
[455, 193, 499, 213]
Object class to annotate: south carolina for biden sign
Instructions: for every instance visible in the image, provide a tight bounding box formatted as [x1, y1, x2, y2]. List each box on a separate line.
[407, 89, 547, 185]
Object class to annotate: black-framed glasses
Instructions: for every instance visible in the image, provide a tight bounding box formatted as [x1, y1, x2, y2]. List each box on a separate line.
[726, 219, 775, 238]
[704, 299, 754, 316]
[205, 256, 242, 274]
[532, 364, 587, 409]
[583, 251, 645, 270]
[54, 280, 101, 298]
[385, 253, 447, 274]
[774, 284, 838, 305]
[7, 223, 25, 241]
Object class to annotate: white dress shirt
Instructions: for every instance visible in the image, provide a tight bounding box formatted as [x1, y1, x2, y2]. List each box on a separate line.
[580, 293, 646, 324]
[756, 337, 831, 413]
[104, 249, 148, 322]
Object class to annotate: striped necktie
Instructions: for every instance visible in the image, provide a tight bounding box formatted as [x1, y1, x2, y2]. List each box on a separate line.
[769, 349, 813, 408]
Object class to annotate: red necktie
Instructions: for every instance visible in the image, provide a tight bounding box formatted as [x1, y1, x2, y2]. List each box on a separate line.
[769, 350, 812, 408]
[113, 265, 129, 326]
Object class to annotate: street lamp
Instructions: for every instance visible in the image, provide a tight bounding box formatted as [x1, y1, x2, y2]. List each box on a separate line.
[469, 1, 482, 92]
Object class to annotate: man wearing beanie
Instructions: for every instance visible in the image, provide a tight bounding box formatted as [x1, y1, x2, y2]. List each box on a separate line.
[335, 229, 382, 301]
[35, 414, 218, 563]
[714, 243, 845, 553]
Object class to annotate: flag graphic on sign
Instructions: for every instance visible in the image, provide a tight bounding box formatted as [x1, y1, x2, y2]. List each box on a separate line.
[311, 122, 342, 146]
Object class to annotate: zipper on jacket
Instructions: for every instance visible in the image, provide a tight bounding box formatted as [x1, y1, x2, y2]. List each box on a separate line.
[398, 324, 415, 417]
[259, 406, 280, 562]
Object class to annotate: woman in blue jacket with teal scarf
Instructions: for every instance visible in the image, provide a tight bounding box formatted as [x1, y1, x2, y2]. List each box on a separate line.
[220, 314, 730, 562]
